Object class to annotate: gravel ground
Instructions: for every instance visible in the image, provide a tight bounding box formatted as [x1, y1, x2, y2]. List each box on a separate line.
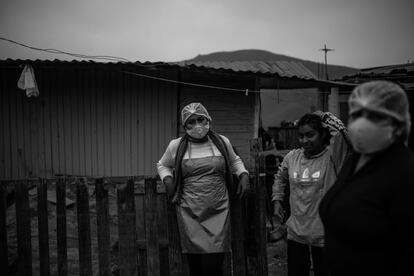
[267, 239, 288, 276]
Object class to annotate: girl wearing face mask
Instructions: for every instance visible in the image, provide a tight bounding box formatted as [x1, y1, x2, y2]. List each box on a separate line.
[157, 103, 249, 276]
[319, 81, 414, 276]
[271, 112, 351, 276]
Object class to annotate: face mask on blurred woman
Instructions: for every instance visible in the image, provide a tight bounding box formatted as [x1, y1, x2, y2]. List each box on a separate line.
[348, 117, 395, 154]
[186, 120, 210, 139]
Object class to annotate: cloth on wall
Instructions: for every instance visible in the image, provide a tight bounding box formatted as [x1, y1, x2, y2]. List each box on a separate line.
[17, 64, 39, 97]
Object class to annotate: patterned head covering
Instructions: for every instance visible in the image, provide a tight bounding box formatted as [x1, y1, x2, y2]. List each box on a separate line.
[181, 103, 212, 126]
[349, 80, 411, 140]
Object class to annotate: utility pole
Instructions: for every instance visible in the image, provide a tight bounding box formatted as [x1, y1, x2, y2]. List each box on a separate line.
[319, 44, 334, 80]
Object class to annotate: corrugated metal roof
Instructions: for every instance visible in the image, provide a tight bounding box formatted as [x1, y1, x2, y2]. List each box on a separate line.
[343, 63, 414, 78]
[174, 60, 317, 80]
[1, 59, 317, 80]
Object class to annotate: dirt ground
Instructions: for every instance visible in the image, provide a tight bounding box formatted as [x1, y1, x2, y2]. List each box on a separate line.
[267, 239, 288, 276]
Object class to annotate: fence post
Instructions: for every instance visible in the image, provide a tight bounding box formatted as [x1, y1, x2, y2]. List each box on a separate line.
[0, 182, 8, 275]
[95, 178, 111, 276]
[255, 154, 268, 276]
[230, 189, 247, 276]
[76, 178, 93, 276]
[37, 179, 50, 276]
[117, 178, 137, 275]
[166, 184, 184, 276]
[15, 181, 32, 275]
[56, 178, 68, 276]
[145, 177, 160, 276]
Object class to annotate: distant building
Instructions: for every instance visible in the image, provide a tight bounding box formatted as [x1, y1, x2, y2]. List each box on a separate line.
[335, 63, 414, 148]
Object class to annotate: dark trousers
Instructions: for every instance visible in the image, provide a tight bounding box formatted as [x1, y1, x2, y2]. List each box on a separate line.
[187, 253, 225, 276]
[288, 239, 328, 276]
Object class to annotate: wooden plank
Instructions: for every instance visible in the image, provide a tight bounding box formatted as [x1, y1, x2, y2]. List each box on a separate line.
[134, 184, 147, 276]
[255, 154, 268, 276]
[15, 181, 32, 275]
[95, 178, 111, 276]
[145, 177, 160, 276]
[76, 178, 93, 276]
[37, 179, 50, 275]
[223, 253, 232, 276]
[0, 182, 8, 275]
[117, 178, 137, 275]
[230, 193, 247, 276]
[56, 178, 68, 276]
[159, 247, 169, 276]
[166, 189, 183, 276]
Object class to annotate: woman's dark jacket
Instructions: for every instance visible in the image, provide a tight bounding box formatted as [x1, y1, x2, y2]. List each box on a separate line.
[319, 141, 414, 276]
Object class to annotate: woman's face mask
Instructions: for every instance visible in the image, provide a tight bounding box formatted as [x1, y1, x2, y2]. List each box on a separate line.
[348, 116, 395, 154]
[185, 116, 210, 139]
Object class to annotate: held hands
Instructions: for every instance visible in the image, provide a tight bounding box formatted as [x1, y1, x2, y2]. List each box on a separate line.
[236, 172, 249, 199]
[269, 200, 287, 242]
[272, 200, 285, 223]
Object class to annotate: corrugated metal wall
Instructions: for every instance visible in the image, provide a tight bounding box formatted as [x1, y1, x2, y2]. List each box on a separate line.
[0, 64, 178, 179]
[179, 72, 257, 166]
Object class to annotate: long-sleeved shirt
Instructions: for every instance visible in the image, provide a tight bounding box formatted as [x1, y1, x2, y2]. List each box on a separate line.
[272, 130, 350, 246]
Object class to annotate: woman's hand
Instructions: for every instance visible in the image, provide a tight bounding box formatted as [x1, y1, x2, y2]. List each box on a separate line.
[163, 176, 175, 198]
[273, 200, 284, 222]
[236, 173, 249, 198]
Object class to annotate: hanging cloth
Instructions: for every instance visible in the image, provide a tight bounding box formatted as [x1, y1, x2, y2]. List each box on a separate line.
[17, 64, 39, 97]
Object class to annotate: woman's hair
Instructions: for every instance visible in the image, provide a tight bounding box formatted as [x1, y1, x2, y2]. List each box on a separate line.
[297, 113, 331, 144]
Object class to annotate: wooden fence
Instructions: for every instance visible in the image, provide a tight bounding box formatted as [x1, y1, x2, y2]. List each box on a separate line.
[1, 166, 268, 275]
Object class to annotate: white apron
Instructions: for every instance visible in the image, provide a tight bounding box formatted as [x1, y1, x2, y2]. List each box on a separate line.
[176, 151, 231, 253]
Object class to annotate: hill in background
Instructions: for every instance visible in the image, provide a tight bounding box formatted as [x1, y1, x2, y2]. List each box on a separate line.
[186, 49, 359, 80]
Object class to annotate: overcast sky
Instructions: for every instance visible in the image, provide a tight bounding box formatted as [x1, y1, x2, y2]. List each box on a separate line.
[1, 0, 413, 69]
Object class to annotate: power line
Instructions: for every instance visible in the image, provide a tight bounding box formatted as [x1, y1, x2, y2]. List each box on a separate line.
[0, 36, 132, 63]
[1, 36, 357, 94]
[122, 70, 261, 94]
[122, 70, 339, 94]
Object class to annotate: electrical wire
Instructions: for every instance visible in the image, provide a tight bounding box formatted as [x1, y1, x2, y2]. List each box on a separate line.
[3, 36, 387, 94]
[122, 70, 261, 93]
[0, 36, 132, 63]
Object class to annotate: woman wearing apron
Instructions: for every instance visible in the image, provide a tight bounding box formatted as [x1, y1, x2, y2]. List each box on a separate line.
[157, 103, 249, 276]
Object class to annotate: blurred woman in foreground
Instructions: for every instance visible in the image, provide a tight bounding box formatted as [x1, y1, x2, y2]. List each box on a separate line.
[319, 80, 414, 275]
